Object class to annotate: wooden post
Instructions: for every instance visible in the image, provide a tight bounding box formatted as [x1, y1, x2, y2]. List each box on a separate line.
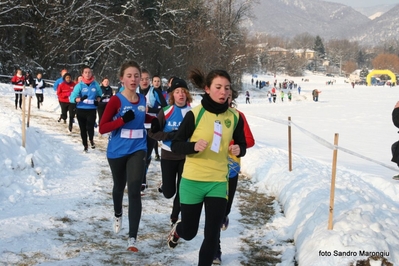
[21, 87, 26, 148]
[288, 116, 292, 171]
[328, 133, 339, 230]
[27, 95, 32, 127]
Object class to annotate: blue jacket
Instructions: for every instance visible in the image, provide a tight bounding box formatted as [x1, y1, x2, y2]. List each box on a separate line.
[53, 77, 64, 91]
[69, 80, 102, 109]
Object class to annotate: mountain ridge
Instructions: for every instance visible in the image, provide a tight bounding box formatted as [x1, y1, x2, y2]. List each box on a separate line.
[249, 0, 399, 46]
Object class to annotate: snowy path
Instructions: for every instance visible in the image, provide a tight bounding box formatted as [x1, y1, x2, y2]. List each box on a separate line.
[0, 93, 283, 265]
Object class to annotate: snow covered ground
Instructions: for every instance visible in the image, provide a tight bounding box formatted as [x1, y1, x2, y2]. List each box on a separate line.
[0, 71, 398, 265]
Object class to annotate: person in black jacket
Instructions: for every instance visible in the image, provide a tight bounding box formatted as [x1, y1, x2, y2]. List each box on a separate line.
[98, 77, 113, 125]
[24, 71, 35, 88]
[391, 101, 399, 177]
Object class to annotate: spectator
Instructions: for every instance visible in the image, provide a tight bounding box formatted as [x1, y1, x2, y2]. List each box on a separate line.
[245, 90, 250, 104]
[312, 89, 321, 102]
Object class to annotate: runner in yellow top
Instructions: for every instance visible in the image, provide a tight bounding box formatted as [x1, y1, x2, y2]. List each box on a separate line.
[167, 69, 247, 266]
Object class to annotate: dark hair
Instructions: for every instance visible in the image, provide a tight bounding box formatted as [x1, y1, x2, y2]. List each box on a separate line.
[102, 77, 109, 82]
[152, 75, 161, 82]
[118, 60, 141, 78]
[189, 69, 232, 90]
[63, 72, 72, 80]
[141, 68, 150, 76]
[229, 87, 239, 108]
[80, 65, 91, 74]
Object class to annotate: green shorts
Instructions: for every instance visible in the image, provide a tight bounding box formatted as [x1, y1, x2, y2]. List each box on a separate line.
[179, 177, 228, 204]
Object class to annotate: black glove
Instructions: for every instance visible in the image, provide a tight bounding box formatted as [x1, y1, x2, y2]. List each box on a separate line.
[122, 110, 135, 123]
[81, 95, 88, 101]
[94, 100, 98, 106]
[166, 130, 177, 140]
[151, 118, 161, 133]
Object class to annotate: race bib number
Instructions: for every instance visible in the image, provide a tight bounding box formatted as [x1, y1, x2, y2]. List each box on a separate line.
[83, 99, 94, 104]
[211, 121, 222, 153]
[121, 129, 144, 139]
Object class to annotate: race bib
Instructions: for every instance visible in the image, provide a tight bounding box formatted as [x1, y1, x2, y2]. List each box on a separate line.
[211, 121, 222, 153]
[121, 129, 144, 139]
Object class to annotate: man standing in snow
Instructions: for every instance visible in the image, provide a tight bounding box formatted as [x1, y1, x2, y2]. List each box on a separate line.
[312, 89, 321, 102]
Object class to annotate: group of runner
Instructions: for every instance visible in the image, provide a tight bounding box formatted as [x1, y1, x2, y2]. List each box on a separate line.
[46, 62, 255, 266]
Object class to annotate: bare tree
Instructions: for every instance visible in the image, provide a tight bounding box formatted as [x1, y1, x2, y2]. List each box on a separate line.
[326, 39, 359, 75]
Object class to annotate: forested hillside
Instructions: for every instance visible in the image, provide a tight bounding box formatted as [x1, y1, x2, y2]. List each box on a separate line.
[0, 0, 257, 84]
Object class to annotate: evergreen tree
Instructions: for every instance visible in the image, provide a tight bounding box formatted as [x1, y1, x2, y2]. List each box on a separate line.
[359, 68, 369, 78]
[356, 50, 366, 68]
[313, 35, 325, 59]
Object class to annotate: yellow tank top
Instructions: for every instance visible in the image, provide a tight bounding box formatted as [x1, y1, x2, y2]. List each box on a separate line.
[182, 104, 239, 182]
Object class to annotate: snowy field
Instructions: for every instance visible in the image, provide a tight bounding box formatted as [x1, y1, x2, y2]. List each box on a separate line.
[0, 71, 398, 265]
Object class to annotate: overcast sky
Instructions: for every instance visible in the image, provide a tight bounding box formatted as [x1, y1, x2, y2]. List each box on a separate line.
[325, 0, 399, 7]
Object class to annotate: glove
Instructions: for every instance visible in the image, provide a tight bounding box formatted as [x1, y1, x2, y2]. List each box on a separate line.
[81, 95, 88, 101]
[122, 110, 135, 123]
[94, 100, 99, 106]
[166, 130, 177, 140]
[151, 118, 161, 133]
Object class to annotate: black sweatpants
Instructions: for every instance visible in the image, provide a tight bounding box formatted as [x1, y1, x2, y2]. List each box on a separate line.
[160, 158, 185, 220]
[76, 108, 96, 148]
[60, 102, 76, 129]
[108, 150, 146, 239]
[176, 197, 227, 266]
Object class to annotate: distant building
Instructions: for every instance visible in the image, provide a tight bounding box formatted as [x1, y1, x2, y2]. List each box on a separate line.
[268, 47, 315, 59]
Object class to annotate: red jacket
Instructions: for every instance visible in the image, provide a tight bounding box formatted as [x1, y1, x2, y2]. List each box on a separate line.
[57, 81, 76, 103]
[11, 75, 25, 91]
[230, 109, 255, 148]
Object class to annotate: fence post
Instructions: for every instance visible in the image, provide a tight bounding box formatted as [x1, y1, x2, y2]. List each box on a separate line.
[288, 116, 292, 171]
[21, 87, 26, 148]
[27, 94, 32, 127]
[328, 133, 339, 230]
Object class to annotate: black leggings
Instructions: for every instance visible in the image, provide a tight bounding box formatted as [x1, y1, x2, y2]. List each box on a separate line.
[15, 92, 22, 109]
[36, 94, 44, 108]
[216, 174, 239, 255]
[160, 158, 185, 220]
[108, 150, 146, 238]
[76, 108, 96, 148]
[176, 197, 227, 266]
[225, 175, 238, 217]
[97, 103, 107, 124]
[143, 134, 157, 185]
